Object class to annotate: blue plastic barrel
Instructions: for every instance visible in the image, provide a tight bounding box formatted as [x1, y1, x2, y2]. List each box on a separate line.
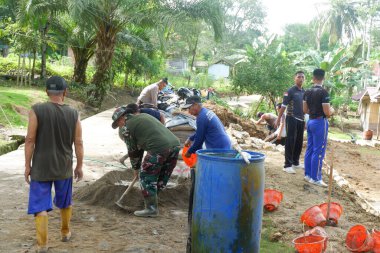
[192, 149, 265, 253]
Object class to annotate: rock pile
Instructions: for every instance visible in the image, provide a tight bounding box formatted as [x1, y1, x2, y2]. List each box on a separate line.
[227, 123, 285, 154]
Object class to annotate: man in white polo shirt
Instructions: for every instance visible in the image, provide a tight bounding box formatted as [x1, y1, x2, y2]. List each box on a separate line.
[136, 77, 168, 108]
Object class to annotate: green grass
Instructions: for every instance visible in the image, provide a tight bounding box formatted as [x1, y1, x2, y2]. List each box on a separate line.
[328, 127, 352, 141]
[0, 85, 46, 127]
[357, 146, 380, 156]
[260, 217, 294, 252]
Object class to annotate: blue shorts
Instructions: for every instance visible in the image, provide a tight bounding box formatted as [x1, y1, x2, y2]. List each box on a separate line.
[27, 178, 73, 215]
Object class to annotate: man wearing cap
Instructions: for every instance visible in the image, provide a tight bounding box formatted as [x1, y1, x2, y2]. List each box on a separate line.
[24, 76, 84, 253]
[303, 69, 333, 187]
[183, 95, 231, 154]
[112, 106, 180, 217]
[136, 78, 168, 108]
[182, 95, 231, 253]
[118, 103, 166, 166]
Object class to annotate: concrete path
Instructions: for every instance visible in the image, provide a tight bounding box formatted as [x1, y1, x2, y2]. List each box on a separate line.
[225, 95, 261, 109]
[0, 109, 128, 185]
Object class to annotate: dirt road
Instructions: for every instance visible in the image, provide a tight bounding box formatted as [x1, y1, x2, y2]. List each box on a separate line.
[1, 108, 380, 252]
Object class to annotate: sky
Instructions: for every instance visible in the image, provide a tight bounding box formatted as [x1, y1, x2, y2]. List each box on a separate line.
[261, 0, 329, 34]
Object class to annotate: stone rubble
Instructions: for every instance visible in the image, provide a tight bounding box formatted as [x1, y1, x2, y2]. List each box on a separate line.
[226, 123, 285, 154]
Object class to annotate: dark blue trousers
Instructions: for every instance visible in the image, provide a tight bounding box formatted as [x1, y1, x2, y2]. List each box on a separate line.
[304, 118, 329, 181]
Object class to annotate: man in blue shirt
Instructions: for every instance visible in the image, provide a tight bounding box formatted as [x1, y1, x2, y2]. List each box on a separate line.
[182, 95, 231, 253]
[183, 96, 231, 154]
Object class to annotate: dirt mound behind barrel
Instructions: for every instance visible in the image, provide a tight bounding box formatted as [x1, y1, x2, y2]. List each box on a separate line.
[74, 170, 190, 211]
[203, 101, 266, 139]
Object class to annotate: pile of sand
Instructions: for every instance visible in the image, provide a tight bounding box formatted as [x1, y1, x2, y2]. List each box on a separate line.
[74, 169, 191, 211]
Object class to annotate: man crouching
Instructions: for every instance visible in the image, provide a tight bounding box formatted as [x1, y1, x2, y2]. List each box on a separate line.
[112, 106, 180, 217]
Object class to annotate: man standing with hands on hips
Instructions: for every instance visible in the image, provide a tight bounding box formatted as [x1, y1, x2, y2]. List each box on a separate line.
[275, 71, 306, 174]
[303, 69, 333, 187]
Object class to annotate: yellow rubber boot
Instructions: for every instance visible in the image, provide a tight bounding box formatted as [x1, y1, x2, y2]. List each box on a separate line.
[60, 206, 72, 242]
[35, 215, 48, 253]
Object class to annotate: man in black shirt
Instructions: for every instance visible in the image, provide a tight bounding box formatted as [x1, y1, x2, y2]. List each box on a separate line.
[276, 71, 305, 174]
[303, 69, 333, 187]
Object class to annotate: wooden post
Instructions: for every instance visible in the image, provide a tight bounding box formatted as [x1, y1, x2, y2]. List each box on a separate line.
[377, 104, 380, 140]
[21, 55, 26, 86]
[28, 54, 32, 86]
[17, 55, 21, 86]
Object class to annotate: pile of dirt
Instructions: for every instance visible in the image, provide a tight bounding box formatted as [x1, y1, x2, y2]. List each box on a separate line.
[74, 169, 191, 212]
[203, 101, 266, 139]
[99, 88, 137, 111]
[67, 87, 136, 120]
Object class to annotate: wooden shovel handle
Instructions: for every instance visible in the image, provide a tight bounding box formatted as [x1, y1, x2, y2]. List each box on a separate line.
[116, 176, 139, 204]
[326, 148, 334, 222]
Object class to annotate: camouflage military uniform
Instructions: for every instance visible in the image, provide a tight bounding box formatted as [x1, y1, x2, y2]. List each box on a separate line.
[119, 115, 180, 197]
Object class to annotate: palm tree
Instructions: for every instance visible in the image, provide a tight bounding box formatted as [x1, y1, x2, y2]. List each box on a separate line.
[158, 0, 224, 85]
[19, 0, 67, 79]
[68, 0, 155, 106]
[69, 0, 224, 107]
[51, 16, 96, 84]
[315, 0, 360, 47]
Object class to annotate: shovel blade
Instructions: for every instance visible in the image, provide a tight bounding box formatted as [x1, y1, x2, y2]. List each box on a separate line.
[115, 201, 134, 211]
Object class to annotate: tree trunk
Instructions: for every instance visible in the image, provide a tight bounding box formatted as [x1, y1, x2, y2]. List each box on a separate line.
[253, 96, 264, 117]
[21, 56, 26, 86]
[187, 35, 199, 86]
[40, 20, 50, 80]
[17, 55, 21, 85]
[73, 57, 89, 84]
[28, 55, 32, 86]
[40, 31, 47, 80]
[269, 95, 276, 112]
[90, 26, 118, 107]
[124, 66, 129, 88]
[72, 47, 93, 84]
[31, 49, 36, 82]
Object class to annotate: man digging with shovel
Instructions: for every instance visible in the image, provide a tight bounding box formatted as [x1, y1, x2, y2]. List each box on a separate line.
[112, 106, 180, 217]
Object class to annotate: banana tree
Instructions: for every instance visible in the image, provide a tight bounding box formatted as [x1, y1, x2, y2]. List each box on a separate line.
[233, 36, 296, 111]
[293, 42, 366, 127]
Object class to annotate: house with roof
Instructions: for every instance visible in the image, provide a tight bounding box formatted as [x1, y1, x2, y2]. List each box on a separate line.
[166, 58, 188, 75]
[208, 59, 234, 80]
[192, 61, 208, 73]
[352, 86, 380, 139]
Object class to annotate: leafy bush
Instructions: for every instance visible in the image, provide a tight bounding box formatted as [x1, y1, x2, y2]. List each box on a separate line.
[246, 100, 274, 119]
[233, 39, 295, 100]
[348, 101, 359, 112]
[45, 64, 73, 80]
[0, 54, 75, 81]
[0, 57, 20, 75]
[192, 73, 214, 89]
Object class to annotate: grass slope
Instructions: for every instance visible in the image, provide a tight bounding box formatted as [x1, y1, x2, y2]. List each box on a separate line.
[0, 85, 46, 127]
